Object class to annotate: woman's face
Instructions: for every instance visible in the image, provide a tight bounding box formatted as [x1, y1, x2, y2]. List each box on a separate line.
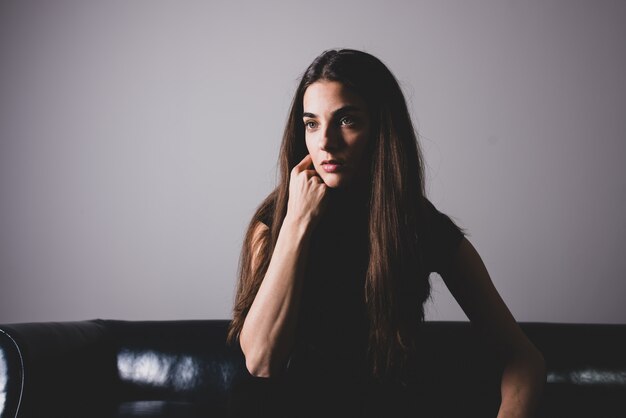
[302, 80, 371, 189]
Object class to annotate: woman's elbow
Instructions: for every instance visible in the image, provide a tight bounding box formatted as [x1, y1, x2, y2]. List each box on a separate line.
[517, 342, 547, 383]
[244, 348, 288, 378]
[240, 339, 279, 377]
[245, 354, 273, 378]
[523, 340, 545, 370]
[532, 346, 547, 381]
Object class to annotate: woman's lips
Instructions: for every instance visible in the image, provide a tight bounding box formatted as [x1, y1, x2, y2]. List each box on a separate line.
[321, 159, 344, 173]
[322, 163, 342, 173]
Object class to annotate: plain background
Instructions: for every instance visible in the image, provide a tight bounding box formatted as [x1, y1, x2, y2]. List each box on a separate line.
[1, 1, 625, 324]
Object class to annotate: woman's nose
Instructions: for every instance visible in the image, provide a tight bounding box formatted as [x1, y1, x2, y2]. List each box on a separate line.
[320, 124, 341, 151]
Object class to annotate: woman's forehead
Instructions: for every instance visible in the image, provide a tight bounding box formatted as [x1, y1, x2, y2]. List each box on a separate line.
[303, 81, 367, 116]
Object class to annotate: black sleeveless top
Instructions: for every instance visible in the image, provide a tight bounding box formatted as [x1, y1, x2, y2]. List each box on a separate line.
[258, 190, 464, 381]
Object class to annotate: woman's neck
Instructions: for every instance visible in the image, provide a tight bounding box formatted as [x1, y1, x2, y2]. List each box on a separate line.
[326, 182, 371, 216]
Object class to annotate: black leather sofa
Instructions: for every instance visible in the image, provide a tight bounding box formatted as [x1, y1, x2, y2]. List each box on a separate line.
[1, 320, 625, 417]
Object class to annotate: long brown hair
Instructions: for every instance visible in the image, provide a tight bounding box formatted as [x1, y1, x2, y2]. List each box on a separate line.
[228, 49, 430, 380]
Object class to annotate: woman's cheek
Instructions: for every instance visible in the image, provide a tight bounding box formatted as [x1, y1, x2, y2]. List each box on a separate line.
[314, 163, 323, 177]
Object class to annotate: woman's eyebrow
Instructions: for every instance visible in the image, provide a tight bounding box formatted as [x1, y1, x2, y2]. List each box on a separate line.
[302, 105, 363, 119]
[333, 105, 362, 115]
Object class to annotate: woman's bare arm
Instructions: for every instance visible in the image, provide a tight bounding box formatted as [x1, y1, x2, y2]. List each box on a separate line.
[440, 237, 546, 418]
[239, 155, 327, 377]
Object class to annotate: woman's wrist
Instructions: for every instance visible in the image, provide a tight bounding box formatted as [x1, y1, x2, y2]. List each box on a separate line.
[282, 214, 314, 241]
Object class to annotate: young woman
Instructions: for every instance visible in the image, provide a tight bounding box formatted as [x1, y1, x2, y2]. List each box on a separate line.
[227, 49, 545, 417]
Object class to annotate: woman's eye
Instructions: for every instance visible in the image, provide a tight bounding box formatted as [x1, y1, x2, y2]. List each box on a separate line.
[304, 120, 318, 130]
[340, 116, 354, 126]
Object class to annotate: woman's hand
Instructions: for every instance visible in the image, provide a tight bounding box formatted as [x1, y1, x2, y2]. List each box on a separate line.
[285, 154, 328, 228]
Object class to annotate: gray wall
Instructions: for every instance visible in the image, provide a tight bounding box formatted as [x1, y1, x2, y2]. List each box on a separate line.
[1, 1, 625, 324]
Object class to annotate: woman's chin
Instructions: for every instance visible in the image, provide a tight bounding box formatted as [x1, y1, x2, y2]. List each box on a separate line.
[321, 174, 351, 189]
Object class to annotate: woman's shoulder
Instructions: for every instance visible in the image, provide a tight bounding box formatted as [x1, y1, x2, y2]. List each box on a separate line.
[419, 196, 463, 230]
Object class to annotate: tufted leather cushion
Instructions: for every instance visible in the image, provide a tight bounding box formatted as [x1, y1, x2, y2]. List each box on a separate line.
[1, 320, 625, 417]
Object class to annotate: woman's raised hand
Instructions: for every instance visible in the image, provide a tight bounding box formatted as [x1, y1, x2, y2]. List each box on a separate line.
[285, 154, 328, 228]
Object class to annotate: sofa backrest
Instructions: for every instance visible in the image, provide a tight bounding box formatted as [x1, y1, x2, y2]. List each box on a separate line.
[523, 322, 626, 417]
[104, 319, 247, 414]
[2, 319, 625, 417]
[105, 320, 626, 416]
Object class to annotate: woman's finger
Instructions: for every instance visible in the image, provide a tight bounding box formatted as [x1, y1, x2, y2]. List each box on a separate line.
[310, 175, 324, 184]
[302, 169, 320, 178]
[293, 154, 313, 173]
